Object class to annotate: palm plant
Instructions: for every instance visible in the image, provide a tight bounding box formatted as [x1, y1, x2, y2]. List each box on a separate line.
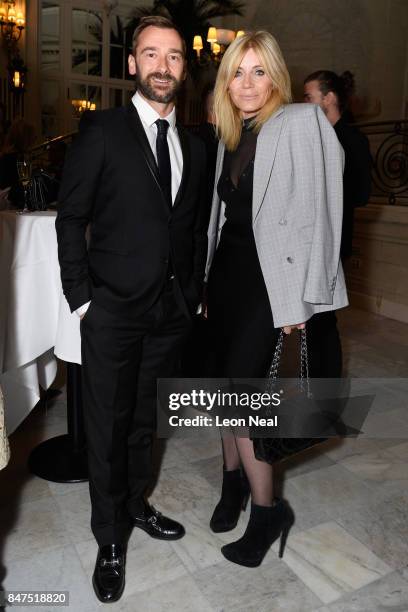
[126, 0, 245, 75]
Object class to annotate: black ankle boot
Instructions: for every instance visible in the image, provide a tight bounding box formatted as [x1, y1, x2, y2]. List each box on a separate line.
[221, 499, 294, 567]
[210, 468, 250, 533]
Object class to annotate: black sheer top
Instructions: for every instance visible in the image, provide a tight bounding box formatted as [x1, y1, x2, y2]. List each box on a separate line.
[217, 118, 258, 244]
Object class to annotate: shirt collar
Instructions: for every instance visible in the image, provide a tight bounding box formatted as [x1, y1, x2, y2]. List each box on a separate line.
[132, 91, 177, 130]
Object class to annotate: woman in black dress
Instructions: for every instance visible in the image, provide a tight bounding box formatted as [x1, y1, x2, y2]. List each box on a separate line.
[205, 31, 347, 567]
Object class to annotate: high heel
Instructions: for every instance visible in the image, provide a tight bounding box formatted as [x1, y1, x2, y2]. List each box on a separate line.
[210, 468, 250, 533]
[279, 522, 291, 558]
[221, 499, 294, 567]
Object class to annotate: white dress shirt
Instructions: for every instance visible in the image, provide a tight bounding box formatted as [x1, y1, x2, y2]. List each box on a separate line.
[76, 91, 184, 318]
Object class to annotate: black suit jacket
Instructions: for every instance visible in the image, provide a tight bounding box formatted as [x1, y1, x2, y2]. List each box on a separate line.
[334, 117, 372, 258]
[56, 103, 208, 318]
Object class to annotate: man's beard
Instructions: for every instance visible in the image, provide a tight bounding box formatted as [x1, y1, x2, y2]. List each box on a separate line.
[135, 70, 183, 104]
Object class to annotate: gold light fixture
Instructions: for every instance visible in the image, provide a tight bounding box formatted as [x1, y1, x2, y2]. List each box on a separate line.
[193, 27, 246, 64]
[212, 43, 221, 57]
[0, 0, 25, 48]
[71, 99, 97, 116]
[193, 34, 203, 58]
[206, 27, 217, 44]
[8, 53, 26, 91]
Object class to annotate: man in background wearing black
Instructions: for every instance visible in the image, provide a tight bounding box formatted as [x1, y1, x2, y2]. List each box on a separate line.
[56, 16, 207, 603]
[303, 70, 371, 377]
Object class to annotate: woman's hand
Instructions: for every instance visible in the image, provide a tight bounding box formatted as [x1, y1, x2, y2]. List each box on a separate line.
[282, 322, 306, 335]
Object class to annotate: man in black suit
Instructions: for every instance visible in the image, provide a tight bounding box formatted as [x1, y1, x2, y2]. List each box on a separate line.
[56, 16, 207, 603]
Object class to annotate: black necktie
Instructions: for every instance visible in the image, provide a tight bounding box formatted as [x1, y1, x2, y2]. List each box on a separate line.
[155, 119, 172, 207]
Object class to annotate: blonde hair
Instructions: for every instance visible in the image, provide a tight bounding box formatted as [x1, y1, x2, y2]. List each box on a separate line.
[214, 31, 292, 151]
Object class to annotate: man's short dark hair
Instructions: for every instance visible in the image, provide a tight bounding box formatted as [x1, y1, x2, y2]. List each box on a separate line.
[132, 15, 186, 57]
[304, 70, 355, 114]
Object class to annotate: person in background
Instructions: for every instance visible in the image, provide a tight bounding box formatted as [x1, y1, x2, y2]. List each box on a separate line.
[205, 31, 347, 567]
[303, 70, 371, 260]
[303, 70, 371, 377]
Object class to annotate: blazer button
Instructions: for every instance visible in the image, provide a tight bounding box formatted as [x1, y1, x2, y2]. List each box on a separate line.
[287, 257, 294, 264]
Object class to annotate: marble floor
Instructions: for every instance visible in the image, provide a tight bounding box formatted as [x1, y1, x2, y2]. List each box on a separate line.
[1, 307, 408, 612]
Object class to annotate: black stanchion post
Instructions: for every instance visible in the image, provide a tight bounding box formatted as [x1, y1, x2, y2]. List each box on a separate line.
[28, 362, 88, 483]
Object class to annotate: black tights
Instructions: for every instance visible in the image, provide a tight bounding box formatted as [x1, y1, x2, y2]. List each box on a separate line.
[221, 430, 274, 506]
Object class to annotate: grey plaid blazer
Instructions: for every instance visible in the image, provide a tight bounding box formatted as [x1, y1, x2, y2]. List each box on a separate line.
[205, 103, 349, 328]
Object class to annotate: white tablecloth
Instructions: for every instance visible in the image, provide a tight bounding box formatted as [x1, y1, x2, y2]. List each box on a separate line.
[0, 211, 82, 434]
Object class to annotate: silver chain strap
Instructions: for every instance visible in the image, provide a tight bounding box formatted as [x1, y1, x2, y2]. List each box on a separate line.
[300, 327, 309, 380]
[267, 327, 312, 398]
[267, 329, 285, 380]
[299, 327, 312, 397]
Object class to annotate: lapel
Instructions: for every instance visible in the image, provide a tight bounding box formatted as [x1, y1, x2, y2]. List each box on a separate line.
[252, 105, 286, 223]
[212, 141, 226, 225]
[214, 141, 226, 190]
[173, 122, 190, 209]
[124, 103, 170, 214]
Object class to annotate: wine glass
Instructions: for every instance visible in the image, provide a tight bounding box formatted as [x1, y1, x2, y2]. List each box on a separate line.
[16, 157, 32, 213]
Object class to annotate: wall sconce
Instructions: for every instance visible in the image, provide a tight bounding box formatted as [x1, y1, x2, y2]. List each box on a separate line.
[8, 53, 26, 92]
[193, 35, 203, 58]
[12, 69, 20, 87]
[212, 43, 221, 57]
[194, 27, 246, 64]
[206, 27, 217, 45]
[0, 0, 25, 50]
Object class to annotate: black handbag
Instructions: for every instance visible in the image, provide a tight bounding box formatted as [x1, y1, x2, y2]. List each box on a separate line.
[252, 328, 327, 464]
[27, 169, 59, 211]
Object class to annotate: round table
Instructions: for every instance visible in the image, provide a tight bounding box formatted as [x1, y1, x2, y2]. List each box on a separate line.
[0, 210, 87, 481]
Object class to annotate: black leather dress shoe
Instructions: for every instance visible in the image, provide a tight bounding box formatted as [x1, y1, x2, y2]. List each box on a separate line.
[131, 501, 185, 540]
[92, 544, 125, 603]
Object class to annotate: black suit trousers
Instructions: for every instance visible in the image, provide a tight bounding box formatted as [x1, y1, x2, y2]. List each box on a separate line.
[80, 280, 191, 546]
